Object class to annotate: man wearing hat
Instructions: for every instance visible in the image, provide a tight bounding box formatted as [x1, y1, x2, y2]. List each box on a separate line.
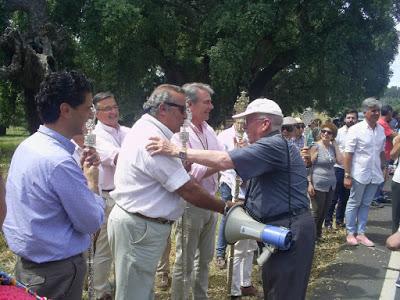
[293, 117, 305, 149]
[281, 116, 297, 141]
[147, 98, 316, 299]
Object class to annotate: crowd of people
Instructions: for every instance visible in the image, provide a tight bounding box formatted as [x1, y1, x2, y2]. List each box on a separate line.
[0, 69, 400, 300]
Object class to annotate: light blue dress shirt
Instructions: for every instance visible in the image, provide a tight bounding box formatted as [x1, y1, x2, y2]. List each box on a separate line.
[3, 125, 104, 263]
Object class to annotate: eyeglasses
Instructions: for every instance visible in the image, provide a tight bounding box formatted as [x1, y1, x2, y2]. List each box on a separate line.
[281, 125, 294, 132]
[320, 129, 333, 135]
[96, 105, 119, 112]
[164, 102, 185, 114]
[295, 124, 305, 129]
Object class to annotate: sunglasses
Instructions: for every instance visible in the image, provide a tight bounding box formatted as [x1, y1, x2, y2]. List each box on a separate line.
[282, 125, 294, 132]
[295, 124, 305, 129]
[164, 102, 185, 114]
[320, 129, 333, 135]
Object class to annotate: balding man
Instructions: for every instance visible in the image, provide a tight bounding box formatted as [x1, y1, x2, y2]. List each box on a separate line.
[147, 98, 316, 300]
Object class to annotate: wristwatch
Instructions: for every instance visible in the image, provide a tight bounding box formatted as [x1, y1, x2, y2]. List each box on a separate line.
[178, 149, 187, 161]
[344, 172, 351, 179]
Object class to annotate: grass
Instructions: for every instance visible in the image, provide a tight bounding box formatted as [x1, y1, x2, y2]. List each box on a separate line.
[0, 128, 344, 298]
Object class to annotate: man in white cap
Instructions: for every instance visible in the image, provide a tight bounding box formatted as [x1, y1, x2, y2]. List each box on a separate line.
[293, 117, 305, 149]
[281, 116, 297, 141]
[147, 98, 316, 300]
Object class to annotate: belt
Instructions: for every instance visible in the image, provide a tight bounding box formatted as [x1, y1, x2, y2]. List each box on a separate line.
[102, 189, 114, 192]
[133, 212, 174, 225]
[250, 207, 310, 224]
[116, 203, 173, 225]
[20, 253, 83, 265]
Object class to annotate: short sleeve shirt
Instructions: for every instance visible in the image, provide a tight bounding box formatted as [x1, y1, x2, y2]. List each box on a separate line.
[229, 131, 309, 220]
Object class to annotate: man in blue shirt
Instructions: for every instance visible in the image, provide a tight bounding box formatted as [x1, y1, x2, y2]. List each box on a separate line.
[3, 71, 105, 299]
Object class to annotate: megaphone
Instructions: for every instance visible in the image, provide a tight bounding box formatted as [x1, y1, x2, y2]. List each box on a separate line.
[224, 205, 292, 251]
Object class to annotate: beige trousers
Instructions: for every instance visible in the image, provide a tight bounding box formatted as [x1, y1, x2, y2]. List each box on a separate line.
[108, 204, 171, 300]
[171, 204, 217, 300]
[93, 191, 114, 298]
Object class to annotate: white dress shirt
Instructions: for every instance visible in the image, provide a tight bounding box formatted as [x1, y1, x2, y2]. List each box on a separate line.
[344, 120, 385, 184]
[94, 121, 130, 191]
[218, 126, 247, 198]
[111, 114, 190, 220]
[334, 125, 350, 169]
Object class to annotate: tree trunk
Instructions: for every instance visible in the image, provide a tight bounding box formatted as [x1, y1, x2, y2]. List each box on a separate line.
[24, 88, 40, 133]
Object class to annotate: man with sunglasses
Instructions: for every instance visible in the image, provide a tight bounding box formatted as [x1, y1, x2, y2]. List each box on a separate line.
[91, 92, 130, 300]
[107, 84, 227, 300]
[293, 117, 305, 150]
[281, 116, 297, 141]
[146, 98, 316, 300]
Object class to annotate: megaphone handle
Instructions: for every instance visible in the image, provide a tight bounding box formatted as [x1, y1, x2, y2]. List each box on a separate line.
[256, 245, 276, 266]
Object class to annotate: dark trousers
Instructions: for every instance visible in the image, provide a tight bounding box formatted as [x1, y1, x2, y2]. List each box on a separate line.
[312, 189, 334, 238]
[262, 211, 316, 300]
[15, 254, 86, 300]
[326, 168, 350, 225]
[392, 180, 400, 233]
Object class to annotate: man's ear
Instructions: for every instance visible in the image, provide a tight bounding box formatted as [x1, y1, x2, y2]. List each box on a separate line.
[59, 102, 72, 119]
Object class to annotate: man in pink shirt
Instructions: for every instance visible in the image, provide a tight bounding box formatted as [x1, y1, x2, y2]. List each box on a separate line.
[93, 92, 130, 300]
[170, 83, 224, 300]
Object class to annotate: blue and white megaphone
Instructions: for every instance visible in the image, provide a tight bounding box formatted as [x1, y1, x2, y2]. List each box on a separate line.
[224, 205, 292, 265]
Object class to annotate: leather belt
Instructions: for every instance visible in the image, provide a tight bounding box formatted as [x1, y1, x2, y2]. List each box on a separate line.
[133, 212, 174, 225]
[249, 207, 310, 224]
[116, 203, 173, 225]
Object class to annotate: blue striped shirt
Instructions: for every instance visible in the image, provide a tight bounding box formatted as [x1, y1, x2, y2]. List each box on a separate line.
[3, 125, 104, 263]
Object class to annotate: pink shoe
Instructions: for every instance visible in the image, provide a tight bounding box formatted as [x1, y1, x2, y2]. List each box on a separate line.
[356, 234, 374, 247]
[346, 234, 358, 246]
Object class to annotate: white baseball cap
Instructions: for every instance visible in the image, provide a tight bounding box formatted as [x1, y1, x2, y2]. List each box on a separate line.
[232, 98, 283, 119]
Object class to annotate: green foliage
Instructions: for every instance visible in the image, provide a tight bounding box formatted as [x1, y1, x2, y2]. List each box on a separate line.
[0, 81, 25, 130]
[381, 86, 400, 112]
[1, 0, 399, 127]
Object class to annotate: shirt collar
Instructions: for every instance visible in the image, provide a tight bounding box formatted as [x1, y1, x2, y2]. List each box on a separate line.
[38, 125, 76, 154]
[141, 113, 174, 139]
[97, 121, 120, 134]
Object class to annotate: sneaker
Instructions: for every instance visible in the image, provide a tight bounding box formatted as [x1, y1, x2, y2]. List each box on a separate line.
[356, 234, 375, 247]
[216, 256, 226, 270]
[346, 234, 358, 246]
[336, 221, 346, 228]
[371, 200, 384, 208]
[240, 285, 258, 297]
[396, 273, 400, 288]
[156, 272, 170, 291]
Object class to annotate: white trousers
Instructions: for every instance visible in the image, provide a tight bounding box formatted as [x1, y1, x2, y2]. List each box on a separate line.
[231, 239, 258, 296]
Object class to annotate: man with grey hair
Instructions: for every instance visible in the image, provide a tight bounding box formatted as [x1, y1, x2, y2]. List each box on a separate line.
[107, 84, 227, 300]
[147, 98, 316, 300]
[170, 82, 224, 299]
[344, 97, 386, 247]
